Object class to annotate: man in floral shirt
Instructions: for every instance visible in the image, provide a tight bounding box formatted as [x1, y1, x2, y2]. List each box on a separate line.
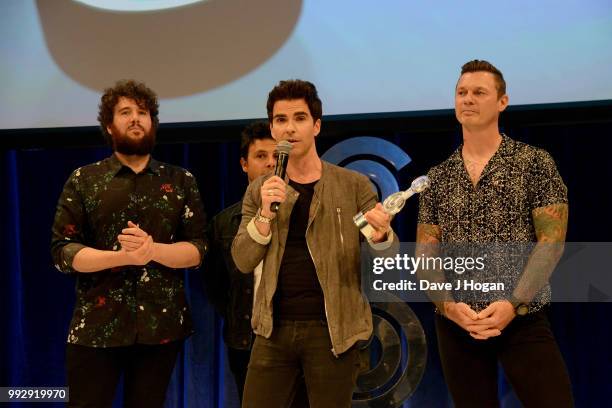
[51, 80, 206, 408]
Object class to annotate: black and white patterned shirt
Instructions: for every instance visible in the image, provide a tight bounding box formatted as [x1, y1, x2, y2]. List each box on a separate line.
[418, 134, 567, 311]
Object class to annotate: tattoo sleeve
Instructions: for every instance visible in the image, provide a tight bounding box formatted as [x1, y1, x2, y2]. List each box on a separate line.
[513, 203, 569, 302]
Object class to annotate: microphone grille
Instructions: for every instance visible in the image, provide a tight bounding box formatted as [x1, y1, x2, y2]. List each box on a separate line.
[275, 140, 293, 155]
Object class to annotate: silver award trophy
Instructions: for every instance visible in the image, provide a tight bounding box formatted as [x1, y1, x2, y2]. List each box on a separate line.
[353, 175, 430, 240]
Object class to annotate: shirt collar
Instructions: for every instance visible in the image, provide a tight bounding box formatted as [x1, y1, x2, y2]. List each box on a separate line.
[109, 153, 161, 176]
[451, 133, 516, 167]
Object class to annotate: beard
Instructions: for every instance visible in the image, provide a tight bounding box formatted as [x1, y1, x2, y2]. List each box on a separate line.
[110, 124, 156, 156]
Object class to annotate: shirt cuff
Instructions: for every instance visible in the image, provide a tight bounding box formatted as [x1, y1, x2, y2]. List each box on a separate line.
[57, 243, 87, 274]
[367, 229, 395, 250]
[246, 218, 272, 245]
[186, 238, 207, 269]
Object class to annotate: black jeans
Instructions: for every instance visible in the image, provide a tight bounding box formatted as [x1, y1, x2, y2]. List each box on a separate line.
[242, 320, 360, 408]
[228, 346, 310, 407]
[435, 309, 573, 408]
[65, 341, 181, 408]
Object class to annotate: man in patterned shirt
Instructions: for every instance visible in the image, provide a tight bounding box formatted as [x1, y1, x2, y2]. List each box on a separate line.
[417, 60, 573, 407]
[51, 80, 206, 408]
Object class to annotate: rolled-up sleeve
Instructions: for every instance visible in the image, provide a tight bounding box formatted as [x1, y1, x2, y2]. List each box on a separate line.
[232, 177, 269, 273]
[50, 170, 88, 274]
[177, 172, 208, 268]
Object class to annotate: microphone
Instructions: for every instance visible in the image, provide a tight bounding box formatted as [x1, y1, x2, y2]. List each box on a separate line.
[270, 140, 292, 213]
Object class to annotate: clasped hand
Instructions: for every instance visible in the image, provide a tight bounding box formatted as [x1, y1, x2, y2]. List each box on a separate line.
[117, 220, 154, 265]
[443, 300, 516, 340]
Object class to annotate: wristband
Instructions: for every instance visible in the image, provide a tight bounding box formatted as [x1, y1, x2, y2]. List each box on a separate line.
[255, 208, 272, 224]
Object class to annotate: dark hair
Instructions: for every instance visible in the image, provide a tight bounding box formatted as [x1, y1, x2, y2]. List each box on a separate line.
[460, 60, 506, 97]
[97, 79, 159, 143]
[240, 121, 274, 159]
[266, 79, 322, 122]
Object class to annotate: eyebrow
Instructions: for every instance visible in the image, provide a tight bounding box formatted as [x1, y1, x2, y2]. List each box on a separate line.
[456, 86, 489, 91]
[273, 111, 310, 119]
[117, 105, 148, 112]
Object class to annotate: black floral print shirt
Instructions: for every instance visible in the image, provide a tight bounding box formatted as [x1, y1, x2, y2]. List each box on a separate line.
[418, 135, 567, 311]
[51, 154, 207, 347]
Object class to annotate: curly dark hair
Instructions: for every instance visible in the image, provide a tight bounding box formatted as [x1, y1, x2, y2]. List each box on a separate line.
[266, 79, 322, 123]
[240, 121, 274, 159]
[97, 80, 159, 143]
[460, 59, 506, 98]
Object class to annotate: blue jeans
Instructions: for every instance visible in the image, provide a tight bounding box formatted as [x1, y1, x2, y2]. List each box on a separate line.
[243, 320, 360, 408]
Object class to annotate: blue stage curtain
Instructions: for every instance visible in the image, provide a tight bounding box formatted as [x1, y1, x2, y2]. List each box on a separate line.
[2, 124, 611, 407]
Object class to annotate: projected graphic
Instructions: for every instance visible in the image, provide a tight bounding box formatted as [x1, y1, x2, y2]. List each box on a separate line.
[73, 0, 206, 12]
[2, 0, 611, 129]
[36, 0, 302, 97]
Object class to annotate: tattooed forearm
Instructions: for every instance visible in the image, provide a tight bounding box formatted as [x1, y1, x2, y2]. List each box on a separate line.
[416, 224, 441, 245]
[513, 204, 568, 301]
[532, 203, 568, 242]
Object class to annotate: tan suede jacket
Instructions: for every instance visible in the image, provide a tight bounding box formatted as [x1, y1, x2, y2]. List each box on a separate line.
[231, 161, 394, 356]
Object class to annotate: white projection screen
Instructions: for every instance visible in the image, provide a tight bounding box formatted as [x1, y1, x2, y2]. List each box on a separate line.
[1, 0, 611, 131]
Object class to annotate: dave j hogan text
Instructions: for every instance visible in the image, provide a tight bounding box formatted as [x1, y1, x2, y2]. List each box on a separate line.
[371, 279, 505, 293]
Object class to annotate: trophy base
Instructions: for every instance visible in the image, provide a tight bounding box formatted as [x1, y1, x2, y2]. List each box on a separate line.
[353, 212, 376, 241]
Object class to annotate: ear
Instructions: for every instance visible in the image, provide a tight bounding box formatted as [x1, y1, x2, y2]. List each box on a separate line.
[269, 121, 280, 141]
[106, 125, 113, 136]
[313, 118, 321, 138]
[498, 94, 509, 113]
[240, 157, 248, 174]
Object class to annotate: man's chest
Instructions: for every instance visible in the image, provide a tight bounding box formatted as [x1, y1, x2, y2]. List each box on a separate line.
[436, 164, 535, 240]
[81, 176, 188, 240]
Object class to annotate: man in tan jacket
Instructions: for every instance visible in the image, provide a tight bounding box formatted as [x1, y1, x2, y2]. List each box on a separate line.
[232, 79, 394, 407]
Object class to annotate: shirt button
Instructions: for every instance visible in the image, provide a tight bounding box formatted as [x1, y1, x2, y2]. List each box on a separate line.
[244, 314, 250, 320]
[246, 289, 252, 294]
[242, 340, 248, 346]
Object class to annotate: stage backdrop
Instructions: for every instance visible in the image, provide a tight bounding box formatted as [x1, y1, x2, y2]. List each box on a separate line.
[2, 108, 612, 407]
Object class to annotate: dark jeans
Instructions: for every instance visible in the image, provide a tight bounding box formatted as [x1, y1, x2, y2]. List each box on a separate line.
[228, 346, 310, 407]
[435, 309, 573, 408]
[65, 341, 181, 408]
[242, 320, 360, 408]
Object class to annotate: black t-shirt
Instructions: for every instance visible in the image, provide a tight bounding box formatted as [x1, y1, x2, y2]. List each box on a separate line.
[273, 179, 326, 320]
